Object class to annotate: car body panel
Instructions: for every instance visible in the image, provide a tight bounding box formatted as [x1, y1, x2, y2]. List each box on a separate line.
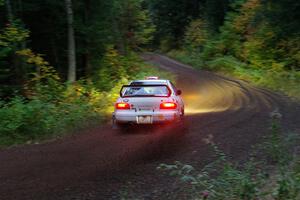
[113, 79, 184, 125]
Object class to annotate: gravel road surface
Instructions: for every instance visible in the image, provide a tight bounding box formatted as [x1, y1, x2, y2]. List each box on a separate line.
[1, 54, 299, 200]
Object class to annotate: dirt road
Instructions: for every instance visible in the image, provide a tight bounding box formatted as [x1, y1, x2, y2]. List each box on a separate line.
[0, 54, 299, 200]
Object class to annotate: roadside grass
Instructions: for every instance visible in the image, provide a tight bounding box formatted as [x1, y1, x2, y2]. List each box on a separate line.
[168, 50, 300, 100]
[0, 51, 173, 147]
[158, 111, 300, 200]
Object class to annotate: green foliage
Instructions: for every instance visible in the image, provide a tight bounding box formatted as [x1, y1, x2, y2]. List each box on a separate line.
[16, 49, 61, 83]
[158, 113, 300, 199]
[94, 48, 133, 91]
[0, 93, 104, 146]
[116, 0, 155, 48]
[0, 22, 29, 60]
[0, 83, 99, 145]
[168, 50, 204, 69]
[0, 0, 164, 146]
[204, 0, 229, 32]
[170, 49, 300, 99]
[148, 0, 202, 49]
[0, 48, 173, 146]
[0, 24, 29, 56]
[94, 48, 173, 91]
[258, 111, 299, 166]
[274, 163, 300, 200]
[168, 0, 300, 99]
[0, 22, 30, 97]
[262, 0, 300, 37]
[184, 19, 208, 50]
[158, 151, 266, 199]
[0, 0, 157, 87]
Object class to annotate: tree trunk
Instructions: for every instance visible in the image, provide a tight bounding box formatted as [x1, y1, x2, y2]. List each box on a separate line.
[6, 0, 13, 22]
[113, 17, 125, 55]
[84, 0, 91, 77]
[65, 0, 76, 82]
[6, 0, 22, 92]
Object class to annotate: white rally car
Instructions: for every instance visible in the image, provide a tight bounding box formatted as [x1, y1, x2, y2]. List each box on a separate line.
[112, 77, 184, 129]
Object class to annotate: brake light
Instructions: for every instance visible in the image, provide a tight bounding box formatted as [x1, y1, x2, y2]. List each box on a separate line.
[116, 102, 130, 110]
[160, 102, 177, 109]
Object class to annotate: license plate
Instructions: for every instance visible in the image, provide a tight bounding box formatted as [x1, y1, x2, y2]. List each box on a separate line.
[137, 115, 152, 124]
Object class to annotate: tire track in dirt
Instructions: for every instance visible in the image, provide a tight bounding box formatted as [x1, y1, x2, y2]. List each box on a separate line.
[0, 53, 299, 200]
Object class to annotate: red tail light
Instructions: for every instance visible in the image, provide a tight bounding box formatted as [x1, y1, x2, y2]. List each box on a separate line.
[160, 102, 177, 109]
[116, 102, 130, 110]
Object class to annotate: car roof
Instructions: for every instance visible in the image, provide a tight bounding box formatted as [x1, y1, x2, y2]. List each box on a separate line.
[130, 79, 168, 85]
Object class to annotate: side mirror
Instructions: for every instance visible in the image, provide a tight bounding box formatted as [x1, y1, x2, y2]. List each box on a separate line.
[176, 89, 182, 96]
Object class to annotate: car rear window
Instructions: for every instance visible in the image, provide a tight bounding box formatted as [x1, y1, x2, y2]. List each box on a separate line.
[130, 81, 166, 85]
[121, 85, 170, 97]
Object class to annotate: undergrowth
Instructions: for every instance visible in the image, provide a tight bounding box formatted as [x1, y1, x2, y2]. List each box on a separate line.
[168, 50, 300, 100]
[0, 49, 173, 147]
[158, 111, 300, 200]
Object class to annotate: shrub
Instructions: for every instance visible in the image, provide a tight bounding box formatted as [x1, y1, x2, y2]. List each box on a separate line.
[0, 50, 174, 146]
[158, 148, 267, 200]
[184, 19, 208, 50]
[167, 0, 300, 99]
[0, 94, 105, 146]
[168, 50, 300, 99]
[168, 50, 204, 70]
[158, 112, 300, 199]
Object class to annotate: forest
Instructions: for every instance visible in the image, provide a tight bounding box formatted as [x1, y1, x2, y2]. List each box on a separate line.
[0, 0, 299, 145]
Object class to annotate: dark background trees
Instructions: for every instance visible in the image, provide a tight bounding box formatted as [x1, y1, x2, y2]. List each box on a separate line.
[0, 0, 299, 98]
[147, 0, 204, 49]
[0, 0, 299, 144]
[0, 0, 154, 97]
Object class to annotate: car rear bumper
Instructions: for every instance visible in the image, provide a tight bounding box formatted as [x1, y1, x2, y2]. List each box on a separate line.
[113, 110, 180, 124]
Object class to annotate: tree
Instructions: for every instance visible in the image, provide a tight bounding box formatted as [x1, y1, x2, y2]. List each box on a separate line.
[5, 0, 13, 22]
[147, 0, 204, 49]
[113, 0, 155, 54]
[184, 19, 208, 50]
[262, 0, 300, 37]
[65, 0, 76, 82]
[205, 0, 229, 33]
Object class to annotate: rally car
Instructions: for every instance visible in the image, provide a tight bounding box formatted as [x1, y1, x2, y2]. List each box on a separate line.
[112, 77, 184, 129]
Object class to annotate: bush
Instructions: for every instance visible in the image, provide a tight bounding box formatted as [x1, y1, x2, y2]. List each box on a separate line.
[206, 56, 247, 72]
[0, 93, 105, 146]
[0, 50, 174, 146]
[167, 0, 300, 100]
[158, 112, 300, 199]
[168, 50, 204, 70]
[94, 48, 174, 91]
[158, 149, 267, 200]
[168, 50, 300, 99]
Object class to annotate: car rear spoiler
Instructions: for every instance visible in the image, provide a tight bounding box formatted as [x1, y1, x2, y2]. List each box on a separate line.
[120, 84, 172, 97]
